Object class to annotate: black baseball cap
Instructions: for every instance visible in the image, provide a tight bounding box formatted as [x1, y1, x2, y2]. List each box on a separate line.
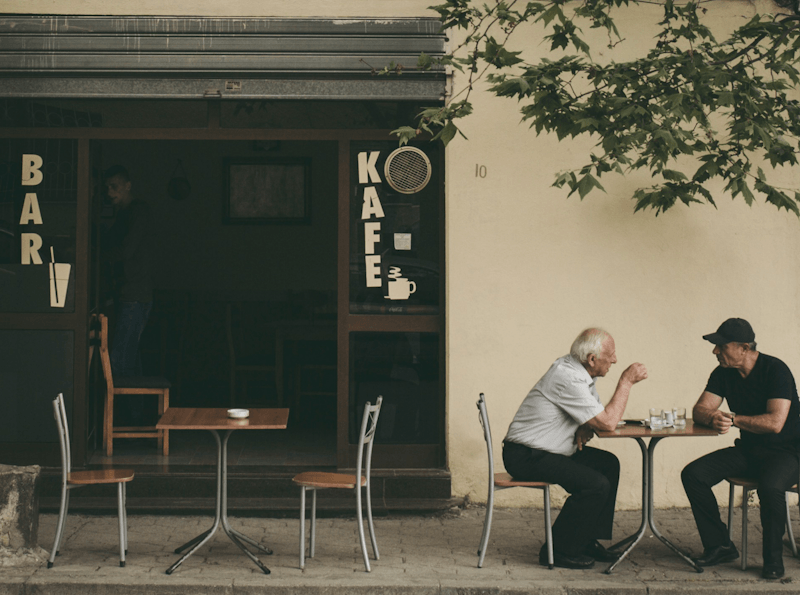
[702, 318, 755, 345]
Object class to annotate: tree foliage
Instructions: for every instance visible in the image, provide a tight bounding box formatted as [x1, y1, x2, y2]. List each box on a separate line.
[394, 0, 800, 217]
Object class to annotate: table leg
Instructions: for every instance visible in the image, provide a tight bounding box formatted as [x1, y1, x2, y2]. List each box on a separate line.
[166, 430, 224, 574]
[646, 437, 703, 573]
[218, 430, 273, 574]
[605, 437, 648, 573]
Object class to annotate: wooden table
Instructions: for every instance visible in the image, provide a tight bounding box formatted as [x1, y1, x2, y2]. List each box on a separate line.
[595, 420, 718, 573]
[156, 407, 289, 575]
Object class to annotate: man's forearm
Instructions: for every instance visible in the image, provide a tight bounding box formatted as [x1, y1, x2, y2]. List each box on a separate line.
[733, 413, 784, 434]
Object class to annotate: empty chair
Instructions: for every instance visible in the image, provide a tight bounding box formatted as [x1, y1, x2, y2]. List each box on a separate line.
[476, 392, 554, 569]
[49, 393, 134, 568]
[99, 313, 170, 456]
[292, 396, 382, 571]
[726, 476, 799, 570]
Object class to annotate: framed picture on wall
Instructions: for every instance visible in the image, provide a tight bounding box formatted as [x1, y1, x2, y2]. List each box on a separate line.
[224, 157, 311, 224]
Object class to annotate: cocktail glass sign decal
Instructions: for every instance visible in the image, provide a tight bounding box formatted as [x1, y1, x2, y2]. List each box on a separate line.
[19, 154, 70, 308]
[358, 151, 417, 301]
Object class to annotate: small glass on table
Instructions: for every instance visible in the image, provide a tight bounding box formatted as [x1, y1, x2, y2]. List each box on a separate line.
[649, 408, 664, 430]
[673, 407, 687, 429]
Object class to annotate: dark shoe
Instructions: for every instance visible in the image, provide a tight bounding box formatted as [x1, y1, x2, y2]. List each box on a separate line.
[584, 540, 621, 562]
[539, 545, 594, 569]
[762, 565, 785, 580]
[692, 543, 739, 567]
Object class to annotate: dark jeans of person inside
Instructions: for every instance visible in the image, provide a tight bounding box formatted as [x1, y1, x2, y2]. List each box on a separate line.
[110, 300, 152, 426]
[681, 444, 800, 569]
[503, 441, 620, 556]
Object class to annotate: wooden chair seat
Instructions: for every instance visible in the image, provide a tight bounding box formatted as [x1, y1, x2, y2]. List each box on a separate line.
[494, 472, 551, 489]
[68, 468, 135, 485]
[293, 471, 365, 489]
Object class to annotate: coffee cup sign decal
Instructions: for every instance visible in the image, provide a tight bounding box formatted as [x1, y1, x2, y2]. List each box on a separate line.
[385, 267, 417, 301]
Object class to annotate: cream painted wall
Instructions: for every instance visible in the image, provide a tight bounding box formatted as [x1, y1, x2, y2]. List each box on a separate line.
[445, 0, 800, 510]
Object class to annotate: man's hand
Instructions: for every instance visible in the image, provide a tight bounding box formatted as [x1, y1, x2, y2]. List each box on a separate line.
[574, 424, 595, 450]
[708, 410, 734, 434]
[620, 363, 648, 386]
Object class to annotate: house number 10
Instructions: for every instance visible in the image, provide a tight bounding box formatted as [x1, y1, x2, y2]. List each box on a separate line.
[475, 164, 487, 178]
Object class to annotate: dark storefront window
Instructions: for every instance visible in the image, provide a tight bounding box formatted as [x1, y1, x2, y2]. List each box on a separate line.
[349, 332, 440, 445]
[0, 139, 77, 312]
[0, 330, 74, 442]
[349, 141, 440, 315]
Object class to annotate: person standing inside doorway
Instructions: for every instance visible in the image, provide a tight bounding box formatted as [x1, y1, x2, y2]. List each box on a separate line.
[103, 165, 155, 424]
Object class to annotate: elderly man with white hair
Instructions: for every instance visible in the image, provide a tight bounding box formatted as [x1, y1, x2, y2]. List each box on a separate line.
[503, 328, 648, 569]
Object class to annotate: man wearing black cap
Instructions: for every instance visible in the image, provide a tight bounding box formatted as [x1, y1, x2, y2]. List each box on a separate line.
[681, 318, 800, 580]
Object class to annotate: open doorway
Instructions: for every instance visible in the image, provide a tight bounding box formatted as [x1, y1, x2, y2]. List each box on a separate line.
[89, 139, 338, 468]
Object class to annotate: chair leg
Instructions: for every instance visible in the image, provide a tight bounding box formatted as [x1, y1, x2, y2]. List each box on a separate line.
[786, 493, 797, 557]
[742, 488, 749, 571]
[123, 483, 128, 554]
[365, 480, 379, 560]
[104, 393, 114, 457]
[727, 482, 735, 545]
[477, 485, 494, 568]
[544, 487, 554, 569]
[117, 483, 126, 567]
[310, 489, 317, 559]
[355, 484, 371, 572]
[159, 390, 169, 456]
[48, 485, 70, 568]
[299, 486, 306, 569]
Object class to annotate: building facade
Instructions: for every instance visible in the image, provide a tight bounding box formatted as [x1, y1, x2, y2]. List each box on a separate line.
[1, 0, 798, 511]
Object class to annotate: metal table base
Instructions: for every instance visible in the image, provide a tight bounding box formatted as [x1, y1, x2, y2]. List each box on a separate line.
[605, 436, 703, 574]
[166, 429, 273, 575]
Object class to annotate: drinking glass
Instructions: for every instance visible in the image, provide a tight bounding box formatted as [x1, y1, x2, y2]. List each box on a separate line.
[673, 407, 687, 429]
[649, 408, 663, 430]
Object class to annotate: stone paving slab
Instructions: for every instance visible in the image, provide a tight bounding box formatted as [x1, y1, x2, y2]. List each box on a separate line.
[2, 507, 798, 594]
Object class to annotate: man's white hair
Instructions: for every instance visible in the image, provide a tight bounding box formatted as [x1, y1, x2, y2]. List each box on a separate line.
[570, 328, 612, 364]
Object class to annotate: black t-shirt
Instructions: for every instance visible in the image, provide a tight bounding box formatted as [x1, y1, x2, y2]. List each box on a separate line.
[705, 352, 800, 451]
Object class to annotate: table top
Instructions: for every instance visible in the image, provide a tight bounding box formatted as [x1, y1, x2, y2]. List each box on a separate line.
[156, 407, 290, 430]
[596, 419, 718, 439]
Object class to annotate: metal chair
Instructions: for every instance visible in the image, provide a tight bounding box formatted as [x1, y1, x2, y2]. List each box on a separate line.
[49, 393, 134, 568]
[726, 476, 799, 570]
[477, 392, 554, 569]
[292, 396, 383, 572]
[99, 313, 170, 456]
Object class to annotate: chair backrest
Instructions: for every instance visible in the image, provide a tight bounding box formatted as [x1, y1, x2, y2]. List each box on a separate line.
[53, 393, 71, 482]
[355, 396, 383, 483]
[98, 313, 115, 392]
[477, 393, 496, 480]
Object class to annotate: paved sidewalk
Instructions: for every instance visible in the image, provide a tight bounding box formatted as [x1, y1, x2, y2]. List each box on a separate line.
[3, 506, 798, 594]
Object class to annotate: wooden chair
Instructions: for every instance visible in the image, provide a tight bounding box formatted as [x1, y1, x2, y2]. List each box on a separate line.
[726, 476, 799, 569]
[292, 396, 382, 572]
[226, 302, 278, 406]
[476, 392, 554, 569]
[49, 393, 134, 568]
[99, 313, 170, 456]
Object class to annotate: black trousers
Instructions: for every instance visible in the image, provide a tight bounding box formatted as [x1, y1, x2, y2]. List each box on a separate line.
[502, 441, 620, 556]
[681, 444, 799, 567]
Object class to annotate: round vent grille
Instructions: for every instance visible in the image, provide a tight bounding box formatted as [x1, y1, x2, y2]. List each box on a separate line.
[384, 147, 432, 194]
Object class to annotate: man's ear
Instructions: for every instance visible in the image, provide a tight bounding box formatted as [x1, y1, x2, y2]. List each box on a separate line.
[586, 353, 596, 367]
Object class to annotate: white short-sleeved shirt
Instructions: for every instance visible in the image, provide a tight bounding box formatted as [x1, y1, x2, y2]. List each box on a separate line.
[504, 354, 605, 456]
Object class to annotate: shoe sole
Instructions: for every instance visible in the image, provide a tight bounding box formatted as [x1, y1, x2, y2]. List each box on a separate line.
[694, 553, 739, 567]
